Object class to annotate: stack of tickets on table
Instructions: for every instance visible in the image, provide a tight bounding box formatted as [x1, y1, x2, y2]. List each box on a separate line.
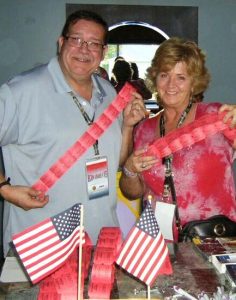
[38, 232, 93, 299]
[88, 227, 122, 299]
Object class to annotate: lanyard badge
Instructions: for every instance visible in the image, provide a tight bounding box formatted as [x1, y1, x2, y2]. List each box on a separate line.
[86, 156, 109, 200]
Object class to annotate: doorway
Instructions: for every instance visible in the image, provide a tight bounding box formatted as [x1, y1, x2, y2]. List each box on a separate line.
[104, 20, 170, 79]
[66, 4, 198, 80]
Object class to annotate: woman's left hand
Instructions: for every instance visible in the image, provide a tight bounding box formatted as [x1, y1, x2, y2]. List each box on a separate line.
[219, 104, 236, 128]
[123, 92, 149, 127]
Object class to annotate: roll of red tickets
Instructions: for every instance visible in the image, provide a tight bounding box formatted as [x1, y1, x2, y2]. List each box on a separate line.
[99, 227, 122, 235]
[90, 264, 114, 283]
[99, 232, 122, 240]
[93, 248, 116, 265]
[88, 282, 112, 299]
[146, 112, 236, 161]
[97, 237, 118, 249]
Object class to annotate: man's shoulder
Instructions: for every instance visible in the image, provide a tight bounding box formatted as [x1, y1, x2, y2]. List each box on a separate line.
[7, 64, 48, 87]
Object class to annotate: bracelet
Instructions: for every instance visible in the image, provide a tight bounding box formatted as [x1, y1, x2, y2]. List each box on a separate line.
[0, 177, 11, 189]
[123, 166, 138, 178]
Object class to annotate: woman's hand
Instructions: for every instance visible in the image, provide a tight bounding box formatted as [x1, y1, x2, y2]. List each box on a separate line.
[123, 92, 148, 128]
[0, 185, 49, 210]
[120, 148, 158, 199]
[124, 148, 159, 174]
[219, 104, 236, 128]
[119, 93, 149, 166]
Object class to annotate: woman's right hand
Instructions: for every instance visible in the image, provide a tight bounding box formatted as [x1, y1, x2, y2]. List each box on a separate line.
[124, 148, 159, 174]
[120, 148, 158, 199]
[0, 185, 49, 210]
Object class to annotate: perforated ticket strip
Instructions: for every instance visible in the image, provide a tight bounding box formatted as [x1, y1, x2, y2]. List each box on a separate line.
[88, 227, 122, 299]
[32, 83, 136, 193]
[146, 111, 236, 161]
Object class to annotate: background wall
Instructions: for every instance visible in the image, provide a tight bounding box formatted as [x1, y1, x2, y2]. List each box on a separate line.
[0, 0, 236, 259]
[0, 0, 236, 102]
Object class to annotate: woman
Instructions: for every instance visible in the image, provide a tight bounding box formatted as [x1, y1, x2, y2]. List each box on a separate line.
[112, 59, 133, 93]
[120, 37, 236, 239]
[130, 61, 152, 100]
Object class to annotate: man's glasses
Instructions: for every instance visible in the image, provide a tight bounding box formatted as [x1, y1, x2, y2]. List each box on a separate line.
[65, 36, 105, 52]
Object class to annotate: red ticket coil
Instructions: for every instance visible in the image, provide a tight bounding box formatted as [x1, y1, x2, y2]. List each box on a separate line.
[97, 227, 123, 252]
[90, 264, 115, 282]
[93, 248, 116, 265]
[146, 112, 236, 161]
[88, 227, 122, 299]
[97, 237, 119, 249]
[99, 227, 123, 235]
[88, 282, 113, 299]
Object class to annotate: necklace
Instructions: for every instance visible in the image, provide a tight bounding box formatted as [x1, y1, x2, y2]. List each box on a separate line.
[69, 91, 99, 156]
[159, 100, 193, 233]
[160, 100, 193, 137]
[160, 100, 193, 168]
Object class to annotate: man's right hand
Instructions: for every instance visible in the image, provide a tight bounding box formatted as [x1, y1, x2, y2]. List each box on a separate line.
[0, 185, 49, 210]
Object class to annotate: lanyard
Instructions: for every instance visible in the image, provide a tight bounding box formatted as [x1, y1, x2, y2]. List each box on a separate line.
[160, 100, 193, 137]
[69, 91, 99, 156]
[159, 100, 193, 232]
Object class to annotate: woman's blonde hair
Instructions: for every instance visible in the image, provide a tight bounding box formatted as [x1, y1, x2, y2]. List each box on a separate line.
[146, 37, 211, 97]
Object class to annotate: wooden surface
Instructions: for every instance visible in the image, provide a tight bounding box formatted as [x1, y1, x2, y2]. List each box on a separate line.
[0, 242, 231, 299]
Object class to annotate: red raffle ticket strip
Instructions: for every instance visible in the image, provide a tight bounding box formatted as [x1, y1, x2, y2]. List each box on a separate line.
[146, 111, 236, 161]
[88, 227, 122, 299]
[32, 83, 136, 193]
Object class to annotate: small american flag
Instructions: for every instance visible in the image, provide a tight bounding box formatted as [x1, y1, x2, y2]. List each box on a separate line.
[116, 202, 172, 286]
[12, 203, 85, 284]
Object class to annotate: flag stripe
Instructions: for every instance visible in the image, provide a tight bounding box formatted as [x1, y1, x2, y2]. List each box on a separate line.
[116, 227, 138, 265]
[139, 238, 166, 283]
[145, 247, 169, 286]
[121, 230, 146, 269]
[133, 232, 162, 277]
[138, 234, 164, 279]
[20, 236, 60, 261]
[127, 235, 152, 273]
[17, 228, 58, 256]
[12, 203, 84, 284]
[13, 218, 52, 243]
[116, 202, 172, 286]
[122, 233, 152, 273]
[29, 231, 84, 283]
[14, 224, 56, 251]
[25, 227, 84, 270]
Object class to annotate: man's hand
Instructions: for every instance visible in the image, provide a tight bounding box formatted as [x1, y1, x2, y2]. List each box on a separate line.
[0, 185, 49, 210]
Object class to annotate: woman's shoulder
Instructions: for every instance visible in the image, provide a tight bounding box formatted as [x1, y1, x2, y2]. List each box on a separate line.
[134, 114, 159, 144]
[137, 113, 159, 130]
[196, 102, 222, 116]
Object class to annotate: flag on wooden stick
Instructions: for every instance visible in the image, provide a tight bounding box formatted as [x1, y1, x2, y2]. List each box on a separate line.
[12, 203, 85, 284]
[116, 202, 172, 287]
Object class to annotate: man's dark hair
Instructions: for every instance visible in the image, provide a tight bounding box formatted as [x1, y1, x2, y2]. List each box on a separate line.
[61, 10, 109, 44]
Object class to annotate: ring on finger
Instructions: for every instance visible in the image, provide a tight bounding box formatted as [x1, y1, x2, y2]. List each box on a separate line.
[141, 163, 146, 168]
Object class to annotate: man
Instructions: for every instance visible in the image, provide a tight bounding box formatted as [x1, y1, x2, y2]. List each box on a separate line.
[0, 10, 145, 256]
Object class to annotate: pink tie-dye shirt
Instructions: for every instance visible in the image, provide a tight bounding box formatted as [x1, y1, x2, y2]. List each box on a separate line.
[134, 102, 236, 226]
